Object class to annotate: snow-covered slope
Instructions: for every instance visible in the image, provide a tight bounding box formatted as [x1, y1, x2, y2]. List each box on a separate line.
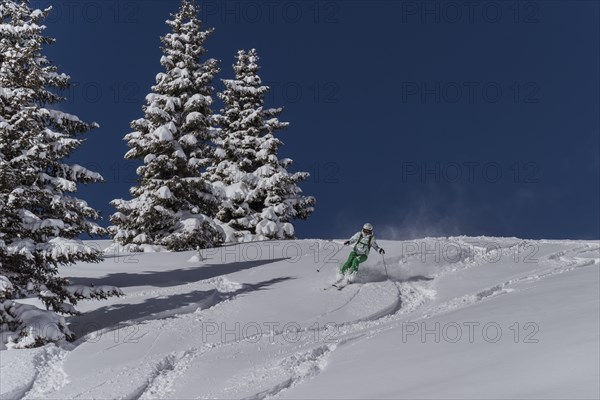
[1, 237, 598, 399]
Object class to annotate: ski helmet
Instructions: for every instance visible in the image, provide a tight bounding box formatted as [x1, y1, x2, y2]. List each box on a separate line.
[362, 223, 373, 234]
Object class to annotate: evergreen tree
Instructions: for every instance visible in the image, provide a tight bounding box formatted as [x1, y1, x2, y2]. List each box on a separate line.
[110, 0, 223, 251]
[0, 1, 120, 346]
[208, 49, 315, 240]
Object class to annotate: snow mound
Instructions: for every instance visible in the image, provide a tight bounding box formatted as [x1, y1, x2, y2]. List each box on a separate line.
[0, 301, 73, 349]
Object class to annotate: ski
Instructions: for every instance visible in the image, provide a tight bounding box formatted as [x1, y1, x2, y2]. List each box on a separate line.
[323, 284, 344, 291]
[335, 282, 352, 290]
[323, 279, 345, 290]
[324, 275, 356, 290]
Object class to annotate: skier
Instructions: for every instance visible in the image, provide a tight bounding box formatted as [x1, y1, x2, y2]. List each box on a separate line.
[337, 223, 385, 284]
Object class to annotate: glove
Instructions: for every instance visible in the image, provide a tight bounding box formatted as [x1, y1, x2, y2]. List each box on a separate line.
[379, 248, 385, 255]
[343, 241, 350, 246]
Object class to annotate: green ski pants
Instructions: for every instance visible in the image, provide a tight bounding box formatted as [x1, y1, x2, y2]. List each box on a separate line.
[340, 251, 368, 275]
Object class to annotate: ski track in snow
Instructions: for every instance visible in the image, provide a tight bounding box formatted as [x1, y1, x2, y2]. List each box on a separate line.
[175, 278, 435, 399]
[130, 248, 412, 398]
[317, 284, 365, 315]
[420, 243, 599, 320]
[122, 348, 202, 400]
[135, 240, 597, 398]
[17, 346, 69, 400]
[3, 239, 598, 399]
[237, 344, 338, 400]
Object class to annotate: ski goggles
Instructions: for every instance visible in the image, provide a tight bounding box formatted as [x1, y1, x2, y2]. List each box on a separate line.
[362, 228, 373, 235]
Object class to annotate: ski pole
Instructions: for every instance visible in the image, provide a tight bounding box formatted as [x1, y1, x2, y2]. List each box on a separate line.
[381, 254, 390, 280]
[316, 242, 345, 272]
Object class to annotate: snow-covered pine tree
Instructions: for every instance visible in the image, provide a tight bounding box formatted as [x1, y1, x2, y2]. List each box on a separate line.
[110, 0, 224, 251]
[207, 49, 315, 240]
[0, 1, 121, 346]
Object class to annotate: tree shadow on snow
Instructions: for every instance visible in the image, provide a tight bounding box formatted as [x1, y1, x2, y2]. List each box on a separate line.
[68, 258, 289, 289]
[68, 276, 293, 340]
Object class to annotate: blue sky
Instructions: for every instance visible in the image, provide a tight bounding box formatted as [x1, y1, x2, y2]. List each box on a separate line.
[38, 0, 599, 240]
